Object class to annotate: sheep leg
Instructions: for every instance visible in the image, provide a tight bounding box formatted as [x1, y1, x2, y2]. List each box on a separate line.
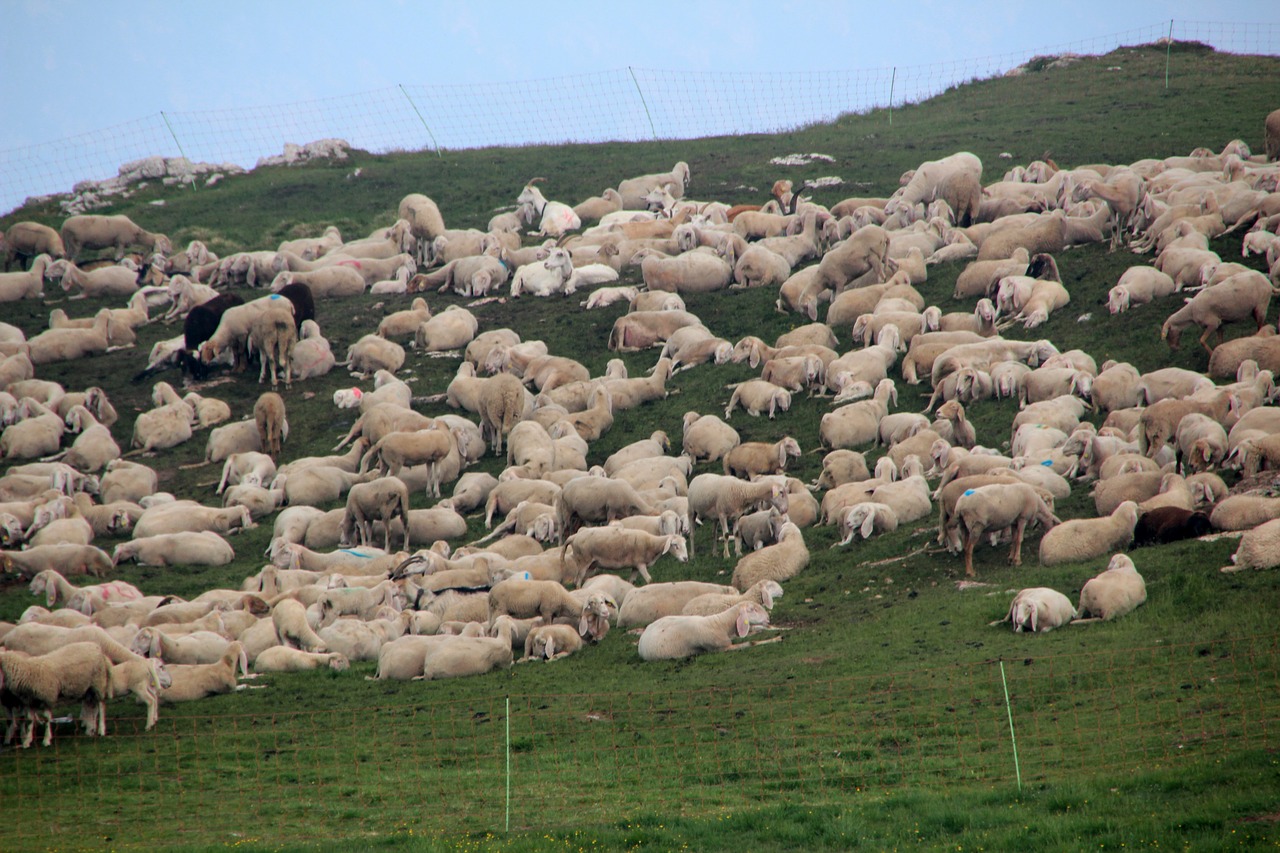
[1198, 324, 1217, 356]
[962, 525, 978, 578]
[1008, 519, 1027, 567]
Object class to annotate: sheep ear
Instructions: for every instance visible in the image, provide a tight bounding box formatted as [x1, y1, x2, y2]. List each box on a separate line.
[761, 587, 774, 609]
[861, 511, 876, 539]
[544, 636, 557, 659]
[149, 631, 162, 659]
[578, 612, 590, 636]
[736, 609, 750, 638]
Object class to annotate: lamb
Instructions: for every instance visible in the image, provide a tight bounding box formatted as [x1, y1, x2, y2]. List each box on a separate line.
[687, 473, 786, 559]
[991, 588, 1077, 633]
[637, 602, 773, 661]
[953, 482, 1060, 576]
[1039, 501, 1140, 566]
[158, 642, 247, 704]
[730, 522, 808, 590]
[564, 528, 687, 586]
[1222, 517, 1280, 572]
[111, 531, 235, 568]
[1074, 554, 1147, 622]
[107, 657, 171, 731]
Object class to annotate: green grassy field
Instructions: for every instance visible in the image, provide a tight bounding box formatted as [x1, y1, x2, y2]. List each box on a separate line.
[3, 42, 1280, 851]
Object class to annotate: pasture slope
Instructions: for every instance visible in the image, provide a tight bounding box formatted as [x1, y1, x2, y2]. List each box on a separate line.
[1, 41, 1279, 851]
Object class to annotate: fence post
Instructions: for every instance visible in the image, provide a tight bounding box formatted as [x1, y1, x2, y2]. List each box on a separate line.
[160, 111, 196, 192]
[399, 84, 442, 157]
[999, 661, 1023, 793]
[889, 67, 897, 126]
[1165, 20, 1174, 89]
[628, 67, 659, 142]
[505, 695, 511, 832]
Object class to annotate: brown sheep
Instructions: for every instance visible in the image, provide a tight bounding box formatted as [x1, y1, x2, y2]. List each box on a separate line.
[254, 392, 287, 458]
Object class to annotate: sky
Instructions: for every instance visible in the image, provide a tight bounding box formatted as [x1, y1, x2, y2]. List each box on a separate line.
[0, 1, 1276, 212]
[3, 0, 1275, 152]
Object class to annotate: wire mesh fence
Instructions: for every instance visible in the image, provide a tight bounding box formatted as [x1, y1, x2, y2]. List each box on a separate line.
[2, 19, 1278, 216]
[3, 633, 1276, 849]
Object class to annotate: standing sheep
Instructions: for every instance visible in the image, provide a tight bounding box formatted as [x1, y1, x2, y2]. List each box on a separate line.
[254, 392, 287, 458]
[953, 483, 1060, 577]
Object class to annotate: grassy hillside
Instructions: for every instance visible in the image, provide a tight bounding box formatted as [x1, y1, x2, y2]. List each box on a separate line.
[3, 42, 1280, 851]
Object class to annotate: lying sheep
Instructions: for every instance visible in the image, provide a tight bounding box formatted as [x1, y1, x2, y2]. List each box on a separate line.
[730, 522, 808, 590]
[681, 579, 784, 618]
[637, 602, 773, 661]
[158, 643, 248, 704]
[111, 531, 235, 568]
[1222, 517, 1280, 572]
[1074, 554, 1147, 622]
[991, 587, 1077, 633]
[1039, 501, 1140, 566]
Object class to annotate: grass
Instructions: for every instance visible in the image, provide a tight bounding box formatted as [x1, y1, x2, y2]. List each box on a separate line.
[3, 41, 1280, 851]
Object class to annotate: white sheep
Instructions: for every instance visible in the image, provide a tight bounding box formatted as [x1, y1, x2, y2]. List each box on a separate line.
[991, 588, 1077, 633]
[111, 531, 235, 568]
[730, 522, 808, 590]
[158, 642, 248, 704]
[1039, 501, 1140, 566]
[564, 528, 687, 586]
[637, 602, 773, 661]
[1074, 554, 1147, 622]
[686, 473, 786, 558]
[0, 641, 111, 746]
[253, 647, 350, 673]
[953, 482, 1060, 577]
[107, 657, 171, 731]
[0, 253, 50, 302]
[1221, 517, 1280, 572]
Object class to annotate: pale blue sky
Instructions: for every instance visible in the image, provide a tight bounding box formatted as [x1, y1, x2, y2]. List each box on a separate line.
[3, 1, 1275, 152]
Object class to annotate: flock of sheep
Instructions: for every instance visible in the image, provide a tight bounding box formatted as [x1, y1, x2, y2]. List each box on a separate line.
[1, 109, 1280, 748]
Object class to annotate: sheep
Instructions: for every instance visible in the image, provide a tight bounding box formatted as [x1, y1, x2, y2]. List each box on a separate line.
[520, 623, 585, 662]
[1132, 506, 1213, 548]
[819, 379, 896, 450]
[485, 579, 590, 630]
[723, 380, 792, 420]
[132, 502, 252, 539]
[341, 477, 411, 552]
[247, 305, 296, 389]
[254, 392, 287, 458]
[723, 437, 801, 479]
[61, 214, 169, 261]
[1161, 271, 1278, 354]
[377, 297, 432, 339]
[253, 647, 349, 673]
[107, 657, 170, 731]
[617, 162, 690, 210]
[415, 306, 478, 353]
[730, 522, 808, 590]
[681, 412, 741, 463]
[991, 588, 1077, 633]
[1074, 554, 1147, 622]
[0, 642, 112, 746]
[158, 642, 247, 704]
[565, 528, 687, 586]
[509, 247, 575, 297]
[5, 223, 64, 269]
[608, 309, 704, 352]
[1107, 267, 1178, 314]
[1039, 501, 1140, 566]
[952, 248, 1030, 299]
[345, 334, 406, 376]
[953, 482, 1060, 576]
[1174, 413, 1229, 473]
[1222, 517, 1280, 572]
[111, 531, 235, 568]
[637, 602, 773, 661]
[418, 617, 516, 680]
[835, 502, 899, 545]
[687, 473, 787, 559]
[0, 253, 50, 302]
[635, 247, 734, 294]
[1208, 495, 1280, 531]
[1, 544, 114, 579]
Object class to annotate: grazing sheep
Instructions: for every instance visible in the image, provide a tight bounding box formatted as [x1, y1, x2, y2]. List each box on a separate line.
[565, 528, 687, 586]
[637, 602, 773, 661]
[1074, 554, 1147, 622]
[1039, 501, 1140, 566]
[991, 588, 1077, 633]
[1161, 271, 1278, 354]
[954, 483, 1060, 576]
[254, 392, 287, 458]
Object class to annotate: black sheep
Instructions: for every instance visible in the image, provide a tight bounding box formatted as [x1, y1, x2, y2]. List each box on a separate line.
[1132, 506, 1213, 548]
